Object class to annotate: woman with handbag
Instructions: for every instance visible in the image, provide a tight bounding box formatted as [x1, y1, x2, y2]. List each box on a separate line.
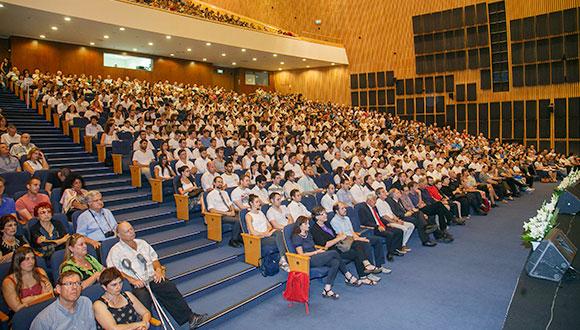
[310, 206, 381, 285]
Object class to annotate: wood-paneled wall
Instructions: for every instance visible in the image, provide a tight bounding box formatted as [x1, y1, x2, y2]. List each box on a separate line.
[272, 66, 350, 103]
[9, 37, 235, 90]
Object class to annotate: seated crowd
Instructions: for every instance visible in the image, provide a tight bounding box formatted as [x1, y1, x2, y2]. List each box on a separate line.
[0, 66, 578, 328]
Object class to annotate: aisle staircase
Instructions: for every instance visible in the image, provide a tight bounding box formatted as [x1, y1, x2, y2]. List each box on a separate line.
[0, 88, 285, 328]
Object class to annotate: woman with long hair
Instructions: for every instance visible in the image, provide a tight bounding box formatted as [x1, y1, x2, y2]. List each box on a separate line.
[59, 234, 103, 289]
[22, 147, 49, 174]
[60, 174, 89, 219]
[0, 215, 29, 264]
[154, 154, 176, 180]
[1, 246, 54, 312]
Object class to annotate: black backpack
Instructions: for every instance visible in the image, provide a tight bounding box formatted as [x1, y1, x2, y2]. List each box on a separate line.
[259, 252, 280, 277]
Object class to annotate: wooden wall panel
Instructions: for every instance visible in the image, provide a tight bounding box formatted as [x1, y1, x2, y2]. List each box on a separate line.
[9, 37, 234, 89]
[272, 66, 350, 104]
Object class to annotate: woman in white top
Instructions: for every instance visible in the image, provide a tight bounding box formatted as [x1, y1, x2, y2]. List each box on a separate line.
[100, 124, 118, 147]
[320, 184, 339, 213]
[154, 154, 175, 180]
[245, 194, 288, 271]
[265, 192, 294, 229]
[60, 174, 88, 218]
[22, 147, 49, 174]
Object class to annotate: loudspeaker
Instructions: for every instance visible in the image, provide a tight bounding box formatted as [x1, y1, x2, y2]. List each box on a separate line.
[557, 182, 580, 215]
[526, 228, 577, 282]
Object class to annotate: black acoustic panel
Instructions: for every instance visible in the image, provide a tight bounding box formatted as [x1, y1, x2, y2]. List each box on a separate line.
[396, 99, 405, 114]
[467, 27, 478, 48]
[490, 102, 501, 121]
[351, 92, 359, 106]
[368, 90, 377, 106]
[456, 84, 465, 101]
[457, 104, 466, 121]
[426, 96, 435, 114]
[564, 34, 579, 59]
[455, 29, 466, 49]
[445, 75, 454, 93]
[424, 55, 435, 74]
[377, 72, 385, 88]
[567, 59, 579, 83]
[423, 13, 433, 33]
[445, 52, 456, 71]
[512, 65, 524, 87]
[387, 106, 396, 115]
[467, 83, 476, 101]
[432, 12, 442, 32]
[415, 35, 424, 54]
[524, 40, 537, 63]
[396, 80, 405, 96]
[537, 38, 550, 62]
[435, 53, 446, 73]
[525, 64, 537, 86]
[550, 36, 564, 61]
[539, 140, 551, 152]
[468, 103, 477, 122]
[554, 98, 566, 139]
[526, 100, 537, 138]
[554, 141, 566, 154]
[514, 101, 524, 139]
[480, 47, 490, 68]
[415, 78, 424, 94]
[425, 76, 434, 94]
[436, 114, 445, 127]
[468, 48, 479, 69]
[476, 3, 487, 24]
[406, 98, 414, 115]
[359, 91, 367, 107]
[468, 120, 478, 135]
[434, 32, 444, 53]
[478, 25, 489, 46]
[445, 30, 455, 50]
[377, 90, 386, 106]
[424, 33, 434, 53]
[412, 15, 423, 35]
[416, 56, 424, 74]
[452, 8, 464, 29]
[456, 50, 467, 70]
[549, 11, 563, 36]
[538, 99, 551, 139]
[537, 63, 550, 85]
[479, 103, 488, 136]
[378, 106, 386, 113]
[563, 8, 578, 33]
[490, 120, 500, 138]
[481, 69, 491, 89]
[387, 89, 395, 105]
[512, 42, 523, 64]
[523, 16, 535, 40]
[511, 19, 523, 41]
[415, 113, 426, 123]
[358, 73, 367, 89]
[442, 10, 453, 31]
[405, 79, 414, 95]
[465, 5, 476, 26]
[536, 14, 549, 38]
[569, 97, 579, 138]
[502, 102, 512, 139]
[457, 121, 466, 132]
[416, 97, 424, 114]
[435, 76, 444, 93]
[552, 61, 565, 84]
[446, 104, 455, 127]
[368, 72, 376, 88]
[350, 74, 358, 89]
[436, 96, 444, 113]
[386, 71, 395, 86]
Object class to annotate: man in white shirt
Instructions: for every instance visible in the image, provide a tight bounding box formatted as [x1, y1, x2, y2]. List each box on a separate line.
[84, 116, 103, 138]
[250, 175, 269, 204]
[201, 161, 218, 191]
[174, 149, 195, 173]
[350, 176, 369, 204]
[297, 165, 323, 196]
[173, 138, 194, 160]
[9, 133, 35, 158]
[267, 172, 284, 196]
[283, 170, 303, 199]
[132, 139, 155, 179]
[132, 131, 154, 151]
[320, 183, 339, 213]
[371, 172, 387, 191]
[230, 175, 251, 211]
[221, 161, 239, 188]
[331, 152, 349, 171]
[206, 176, 243, 247]
[283, 153, 304, 179]
[375, 188, 415, 250]
[287, 189, 311, 220]
[266, 192, 294, 229]
[194, 147, 210, 174]
[1, 125, 20, 145]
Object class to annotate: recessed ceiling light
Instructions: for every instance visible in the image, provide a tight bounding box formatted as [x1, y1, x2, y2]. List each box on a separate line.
[302, 58, 306, 61]
[90, 42, 95, 45]
[278, 68, 282, 71]
[51, 26, 58, 31]
[132, 48, 137, 51]
[148, 42, 153, 46]
[221, 53, 226, 57]
[202, 58, 207, 61]
[119, 27, 125, 31]
[166, 35, 171, 39]
[64, 17, 71, 22]
[39, 35, 46, 39]
[205, 42, 211, 46]
[103, 35, 109, 39]
[0, 4, 4, 8]
[306, 65, 310, 68]
[252, 58, 257, 61]
[331, 63, 335, 65]
[241, 48, 246, 52]
[232, 62, 236, 65]
[187, 48, 192, 52]
[170, 53, 174, 56]
[273, 54, 278, 57]
[280, 61, 284, 65]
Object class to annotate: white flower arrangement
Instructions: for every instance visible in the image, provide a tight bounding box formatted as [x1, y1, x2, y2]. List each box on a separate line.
[522, 193, 559, 243]
[556, 168, 580, 193]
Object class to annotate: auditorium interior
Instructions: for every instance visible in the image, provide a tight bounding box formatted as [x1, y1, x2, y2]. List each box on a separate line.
[0, 0, 579, 329]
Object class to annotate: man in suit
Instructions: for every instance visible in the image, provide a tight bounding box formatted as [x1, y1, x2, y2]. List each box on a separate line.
[358, 193, 404, 261]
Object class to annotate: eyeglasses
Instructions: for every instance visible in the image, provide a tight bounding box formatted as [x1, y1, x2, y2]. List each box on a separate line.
[60, 281, 81, 288]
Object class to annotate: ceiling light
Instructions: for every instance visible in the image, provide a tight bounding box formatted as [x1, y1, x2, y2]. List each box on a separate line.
[278, 68, 282, 71]
[232, 62, 236, 65]
[64, 17, 71, 22]
[241, 48, 246, 52]
[221, 53, 226, 57]
[252, 58, 257, 61]
[51, 26, 58, 31]
[103, 35, 109, 39]
[205, 42, 211, 46]
[306, 65, 310, 68]
[132, 48, 137, 51]
[166, 35, 171, 39]
[0, 4, 4, 8]
[170, 53, 174, 56]
[90, 42, 95, 45]
[331, 63, 335, 65]
[119, 27, 125, 31]
[148, 42, 153, 46]
[273, 54, 278, 57]
[39, 35, 46, 39]
[187, 48, 192, 52]
[302, 58, 306, 61]
[280, 61, 284, 65]
[202, 58, 207, 61]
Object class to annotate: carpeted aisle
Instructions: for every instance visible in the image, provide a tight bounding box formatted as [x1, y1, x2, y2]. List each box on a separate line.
[211, 183, 556, 330]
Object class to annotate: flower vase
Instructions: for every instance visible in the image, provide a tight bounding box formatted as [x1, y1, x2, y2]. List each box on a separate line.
[531, 241, 541, 250]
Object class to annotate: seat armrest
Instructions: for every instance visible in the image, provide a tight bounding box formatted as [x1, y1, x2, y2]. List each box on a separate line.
[286, 252, 310, 274]
[241, 233, 262, 267]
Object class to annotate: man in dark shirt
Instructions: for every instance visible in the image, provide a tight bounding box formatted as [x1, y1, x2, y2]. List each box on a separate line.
[44, 167, 72, 196]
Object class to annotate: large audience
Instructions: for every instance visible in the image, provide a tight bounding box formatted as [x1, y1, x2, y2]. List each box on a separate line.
[0, 64, 578, 329]
[129, 0, 296, 36]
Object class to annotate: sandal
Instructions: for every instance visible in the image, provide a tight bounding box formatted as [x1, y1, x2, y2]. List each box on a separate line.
[359, 277, 378, 286]
[364, 265, 382, 274]
[344, 275, 361, 287]
[322, 288, 340, 299]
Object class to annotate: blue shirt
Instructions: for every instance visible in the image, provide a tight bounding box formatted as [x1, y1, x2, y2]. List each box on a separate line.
[330, 214, 355, 236]
[337, 189, 354, 206]
[0, 196, 15, 217]
[291, 232, 316, 252]
[76, 208, 118, 241]
[30, 296, 96, 330]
